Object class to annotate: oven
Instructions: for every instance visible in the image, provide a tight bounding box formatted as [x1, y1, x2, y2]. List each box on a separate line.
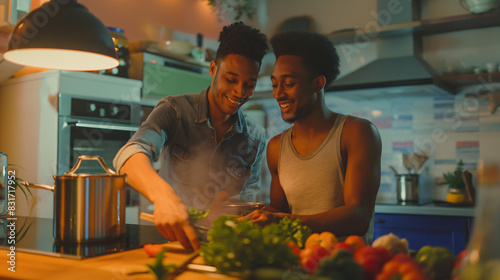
[57, 93, 142, 222]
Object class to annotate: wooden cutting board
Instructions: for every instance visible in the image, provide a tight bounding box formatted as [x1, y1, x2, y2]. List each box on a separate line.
[0, 242, 239, 280]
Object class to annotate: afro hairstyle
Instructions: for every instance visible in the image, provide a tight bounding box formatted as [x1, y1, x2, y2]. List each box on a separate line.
[215, 21, 269, 65]
[270, 31, 340, 86]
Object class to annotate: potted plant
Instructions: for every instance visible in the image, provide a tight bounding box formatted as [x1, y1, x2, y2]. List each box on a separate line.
[439, 160, 466, 203]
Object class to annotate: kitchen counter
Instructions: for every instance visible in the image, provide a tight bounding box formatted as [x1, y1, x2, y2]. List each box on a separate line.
[0, 217, 239, 279]
[0, 242, 239, 280]
[375, 203, 475, 217]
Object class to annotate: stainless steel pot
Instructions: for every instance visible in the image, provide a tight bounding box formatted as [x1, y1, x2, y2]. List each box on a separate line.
[26, 156, 126, 243]
[396, 174, 419, 203]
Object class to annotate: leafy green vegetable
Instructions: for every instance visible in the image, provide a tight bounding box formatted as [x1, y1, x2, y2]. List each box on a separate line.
[201, 215, 310, 274]
[188, 206, 210, 224]
[276, 216, 311, 248]
[313, 250, 364, 280]
[146, 248, 177, 280]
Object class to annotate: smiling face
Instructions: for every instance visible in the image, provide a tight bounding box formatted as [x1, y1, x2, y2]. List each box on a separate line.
[208, 54, 260, 118]
[271, 55, 319, 123]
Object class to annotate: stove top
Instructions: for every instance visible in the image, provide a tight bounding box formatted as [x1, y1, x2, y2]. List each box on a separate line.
[0, 216, 168, 259]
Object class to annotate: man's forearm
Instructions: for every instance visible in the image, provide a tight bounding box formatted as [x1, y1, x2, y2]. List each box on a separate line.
[296, 205, 373, 237]
[119, 152, 177, 204]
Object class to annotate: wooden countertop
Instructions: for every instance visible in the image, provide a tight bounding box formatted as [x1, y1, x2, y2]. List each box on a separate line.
[0, 242, 239, 280]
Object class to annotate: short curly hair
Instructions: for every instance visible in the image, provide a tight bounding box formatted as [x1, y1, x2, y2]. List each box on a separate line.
[270, 31, 340, 86]
[216, 21, 268, 65]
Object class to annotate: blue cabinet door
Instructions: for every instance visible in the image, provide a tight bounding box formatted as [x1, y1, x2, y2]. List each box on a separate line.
[373, 214, 470, 256]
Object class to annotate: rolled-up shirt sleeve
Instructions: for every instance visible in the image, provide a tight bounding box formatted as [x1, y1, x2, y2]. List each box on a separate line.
[113, 98, 178, 173]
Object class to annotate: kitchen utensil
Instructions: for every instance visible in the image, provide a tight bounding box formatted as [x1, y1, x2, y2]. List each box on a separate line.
[23, 155, 126, 243]
[396, 174, 419, 203]
[126, 248, 201, 277]
[140, 212, 210, 242]
[462, 170, 476, 204]
[220, 202, 268, 216]
[389, 165, 399, 176]
[402, 153, 414, 173]
[411, 153, 429, 173]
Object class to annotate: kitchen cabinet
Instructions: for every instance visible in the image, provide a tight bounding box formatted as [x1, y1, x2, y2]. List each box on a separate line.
[373, 213, 473, 256]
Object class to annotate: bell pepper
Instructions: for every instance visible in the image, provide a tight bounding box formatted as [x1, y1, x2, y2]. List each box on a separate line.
[376, 253, 429, 280]
[415, 246, 455, 280]
[354, 247, 393, 280]
[313, 249, 364, 280]
[451, 249, 467, 280]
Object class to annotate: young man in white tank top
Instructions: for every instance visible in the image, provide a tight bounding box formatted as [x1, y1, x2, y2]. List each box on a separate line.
[245, 31, 382, 244]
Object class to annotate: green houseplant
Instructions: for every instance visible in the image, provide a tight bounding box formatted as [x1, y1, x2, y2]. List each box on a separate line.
[204, 0, 256, 22]
[439, 159, 466, 203]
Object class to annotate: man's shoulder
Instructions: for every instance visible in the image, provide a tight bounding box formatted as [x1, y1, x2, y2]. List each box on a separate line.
[343, 115, 377, 130]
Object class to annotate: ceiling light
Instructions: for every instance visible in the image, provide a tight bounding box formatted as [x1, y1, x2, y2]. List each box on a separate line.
[3, 0, 118, 71]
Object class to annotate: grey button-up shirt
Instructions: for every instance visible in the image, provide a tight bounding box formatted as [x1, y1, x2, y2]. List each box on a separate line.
[113, 88, 267, 210]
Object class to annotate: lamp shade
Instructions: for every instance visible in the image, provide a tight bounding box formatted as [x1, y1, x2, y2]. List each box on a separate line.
[4, 0, 119, 71]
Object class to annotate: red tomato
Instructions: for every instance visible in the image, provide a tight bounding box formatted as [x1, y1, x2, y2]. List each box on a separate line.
[331, 241, 354, 253]
[302, 255, 319, 274]
[287, 241, 301, 256]
[143, 244, 165, 258]
[345, 235, 366, 253]
[354, 246, 393, 280]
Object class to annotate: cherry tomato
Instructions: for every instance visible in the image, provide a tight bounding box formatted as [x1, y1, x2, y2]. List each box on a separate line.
[143, 244, 165, 258]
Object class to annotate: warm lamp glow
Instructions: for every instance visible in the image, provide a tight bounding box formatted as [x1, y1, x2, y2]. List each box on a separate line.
[5, 0, 118, 71]
[4, 49, 119, 71]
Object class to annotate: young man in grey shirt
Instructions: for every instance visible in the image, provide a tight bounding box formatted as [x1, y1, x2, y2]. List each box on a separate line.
[114, 22, 268, 250]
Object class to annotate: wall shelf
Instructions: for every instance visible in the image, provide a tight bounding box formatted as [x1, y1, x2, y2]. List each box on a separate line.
[438, 72, 500, 87]
[327, 9, 500, 44]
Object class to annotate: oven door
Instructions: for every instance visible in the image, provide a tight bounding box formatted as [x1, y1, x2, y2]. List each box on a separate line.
[58, 116, 139, 175]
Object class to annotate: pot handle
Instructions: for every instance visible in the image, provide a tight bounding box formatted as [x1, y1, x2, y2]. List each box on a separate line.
[65, 155, 116, 175]
[20, 180, 55, 192]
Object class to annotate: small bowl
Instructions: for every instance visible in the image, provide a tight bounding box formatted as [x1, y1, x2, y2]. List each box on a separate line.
[221, 202, 268, 216]
[159, 40, 194, 55]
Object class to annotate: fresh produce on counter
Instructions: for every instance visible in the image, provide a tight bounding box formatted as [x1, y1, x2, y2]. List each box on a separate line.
[312, 249, 365, 280]
[146, 247, 177, 280]
[376, 253, 429, 280]
[144, 244, 167, 258]
[371, 232, 410, 255]
[188, 206, 210, 224]
[201, 215, 310, 274]
[415, 246, 455, 280]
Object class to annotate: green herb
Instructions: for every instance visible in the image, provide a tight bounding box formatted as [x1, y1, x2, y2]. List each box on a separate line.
[188, 206, 210, 224]
[276, 216, 311, 249]
[201, 215, 309, 274]
[146, 248, 177, 280]
[439, 159, 465, 190]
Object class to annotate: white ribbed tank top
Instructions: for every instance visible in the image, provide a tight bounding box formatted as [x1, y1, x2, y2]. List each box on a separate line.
[277, 113, 374, 243]
[278, 114, 348, 215]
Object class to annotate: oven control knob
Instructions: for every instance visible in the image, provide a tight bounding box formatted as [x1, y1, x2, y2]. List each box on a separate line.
[88, 103, 97, 112]
[111, 105, 119, 116]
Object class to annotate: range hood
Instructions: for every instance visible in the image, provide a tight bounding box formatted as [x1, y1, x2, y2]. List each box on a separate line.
[327, 0, 454, 99]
